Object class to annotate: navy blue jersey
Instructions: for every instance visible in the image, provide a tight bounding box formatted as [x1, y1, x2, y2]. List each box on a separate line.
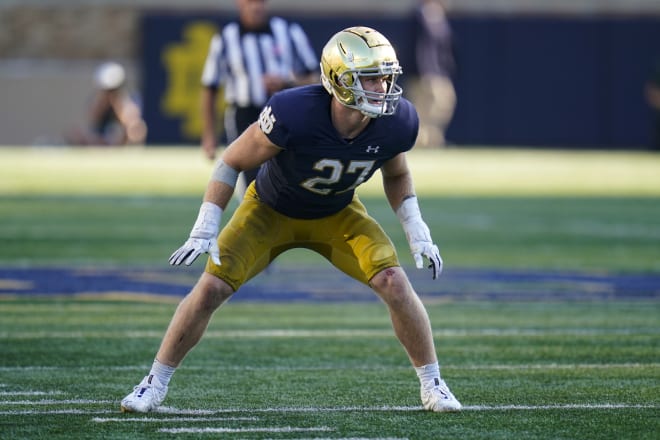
[255, 84, 419, 219]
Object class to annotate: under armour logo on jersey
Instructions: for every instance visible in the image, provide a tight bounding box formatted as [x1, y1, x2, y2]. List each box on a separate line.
[365, 145, 381, 153]
[258, 106, 276, 134]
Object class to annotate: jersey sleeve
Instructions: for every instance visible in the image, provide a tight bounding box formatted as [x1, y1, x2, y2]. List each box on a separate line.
[258, 93, 291, 149]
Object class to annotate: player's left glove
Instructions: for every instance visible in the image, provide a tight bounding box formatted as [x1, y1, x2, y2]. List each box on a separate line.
[169, 202, 222, 266]
[396, 196, 443, 280]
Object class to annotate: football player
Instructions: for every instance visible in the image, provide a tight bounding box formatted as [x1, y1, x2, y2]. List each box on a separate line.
[121, 26, 461, 413]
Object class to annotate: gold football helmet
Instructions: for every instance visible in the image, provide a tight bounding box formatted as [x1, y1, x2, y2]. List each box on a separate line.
[320, 26, 403, 118]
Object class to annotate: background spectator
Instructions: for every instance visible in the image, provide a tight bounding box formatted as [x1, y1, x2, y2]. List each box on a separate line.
[65, 61, 147, 146]
[644, 58, 660, 151]
[409, 0, 456, 148]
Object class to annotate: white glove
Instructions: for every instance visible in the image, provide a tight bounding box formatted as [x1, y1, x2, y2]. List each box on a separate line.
[169, 202, 222, 266]
[396, 196, 443, 279]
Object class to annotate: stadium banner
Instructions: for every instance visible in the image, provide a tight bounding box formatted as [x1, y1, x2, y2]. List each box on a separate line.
[141, 12, 660, 148]
[140, 13, 415, 146]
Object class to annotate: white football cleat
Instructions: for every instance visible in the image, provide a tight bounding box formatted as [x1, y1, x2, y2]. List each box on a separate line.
[421, 378, 462, 412]
[120, 375, 168, 413]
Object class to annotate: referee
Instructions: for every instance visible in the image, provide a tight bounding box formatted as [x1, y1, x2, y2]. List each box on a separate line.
[200, 0, 319, 198]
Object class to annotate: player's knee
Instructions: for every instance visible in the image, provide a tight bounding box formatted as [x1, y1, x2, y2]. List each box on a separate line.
[195, 273, 233, 311]
[370, 267, 412, 304]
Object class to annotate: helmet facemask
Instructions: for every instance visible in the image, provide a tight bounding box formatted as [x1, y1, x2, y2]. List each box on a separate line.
[338, 63, 403, 118]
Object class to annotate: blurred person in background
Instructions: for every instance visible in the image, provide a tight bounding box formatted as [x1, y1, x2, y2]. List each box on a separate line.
[201, 0, 319, 199]
[65, 61, 147, 146]
[644, 58, 660, 151]
[409, 0, 456, 148]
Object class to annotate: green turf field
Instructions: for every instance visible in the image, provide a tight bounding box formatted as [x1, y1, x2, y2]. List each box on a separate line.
[1, 298, 658, 439]
[1, 146, 659, 271]
[0, 146, 658, 439]
[2, 146, 660, 196]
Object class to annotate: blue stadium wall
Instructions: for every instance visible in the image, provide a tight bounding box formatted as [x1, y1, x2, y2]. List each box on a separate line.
[141, 12, 660, 149]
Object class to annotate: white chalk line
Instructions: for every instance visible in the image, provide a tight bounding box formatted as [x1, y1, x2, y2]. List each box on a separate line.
[0, 399, 114, 405]
[3, 401, 657, 412]
[92, 416, 258, 423]
[153, 404, 659, 413]
[460, 362, 660, 371]
[158, 426, 333, 434]
[463, 404, 659, 411]
[0, 409, 115, 415]
[0, 391, 64, 396]
[0, 408, 239, 416]
[0, 362, 657, 374]
[1, 327, 656, 339]
[1, 402, 657, 418]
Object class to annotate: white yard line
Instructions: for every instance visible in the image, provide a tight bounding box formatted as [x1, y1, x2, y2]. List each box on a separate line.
[0, 409, 115, 415]
[153, 404, 659, 413]
[1, 327, 656, 339]
[158, 426, 334, 434]
[459, 362, 660, 370]
[0, 362, 657, 373]
[0, 399, 114, 405]
[0, 391, 64, 396]
[92, 416, 258, 423]
[463, 404, 658, 410]
[1, 402, 656, 417]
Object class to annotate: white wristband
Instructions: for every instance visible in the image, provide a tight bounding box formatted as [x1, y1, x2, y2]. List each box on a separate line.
[191, 202, 222, 238]
[396, 196, 422, 224]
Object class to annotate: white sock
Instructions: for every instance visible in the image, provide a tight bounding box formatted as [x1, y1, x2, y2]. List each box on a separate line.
[415, 362, 441, 388]
[149, 359, 176, 386]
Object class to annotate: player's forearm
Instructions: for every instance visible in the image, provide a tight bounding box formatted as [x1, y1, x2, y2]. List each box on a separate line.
[382, 171, 416, 212]
[202, 180, 234, 211]
[203, 157, 241, 210]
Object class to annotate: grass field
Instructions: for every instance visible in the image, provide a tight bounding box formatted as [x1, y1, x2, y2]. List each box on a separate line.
[0, 146, 659, 439]
[2, 146, 660, 197]
[1, 299, 658, 439]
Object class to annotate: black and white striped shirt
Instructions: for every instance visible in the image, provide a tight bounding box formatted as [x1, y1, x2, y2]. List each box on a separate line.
[201, 16, 318, 108]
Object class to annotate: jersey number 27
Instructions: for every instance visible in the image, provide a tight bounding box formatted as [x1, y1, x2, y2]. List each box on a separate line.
[301, 159, 376, 195]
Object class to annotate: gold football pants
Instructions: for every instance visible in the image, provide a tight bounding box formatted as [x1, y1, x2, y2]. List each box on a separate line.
[205, 182, 401, 291]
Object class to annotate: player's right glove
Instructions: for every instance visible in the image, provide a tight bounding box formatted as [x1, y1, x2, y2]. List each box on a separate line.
[169, 202, 222, 266]
[396, 196, 443, 280]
